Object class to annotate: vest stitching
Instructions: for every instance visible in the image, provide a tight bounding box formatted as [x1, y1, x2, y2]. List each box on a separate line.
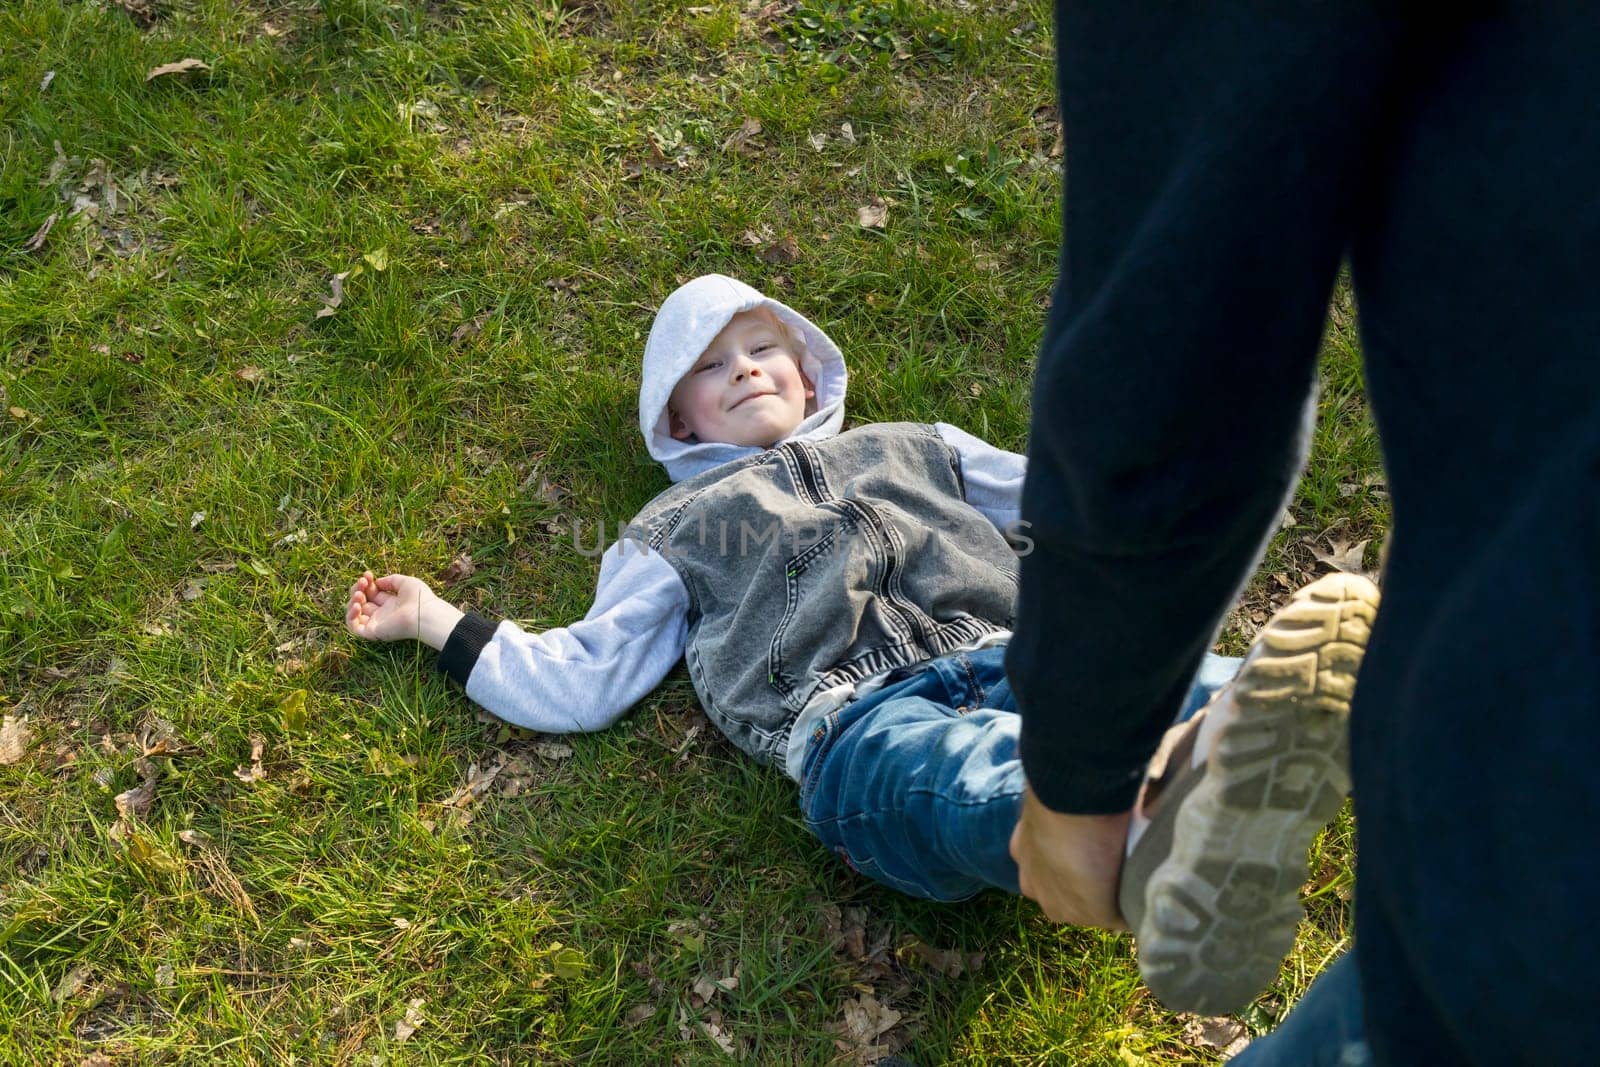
[837, 499, 916, 646]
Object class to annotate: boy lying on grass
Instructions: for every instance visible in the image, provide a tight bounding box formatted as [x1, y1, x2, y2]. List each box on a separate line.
[345, 274, 1378, 1013]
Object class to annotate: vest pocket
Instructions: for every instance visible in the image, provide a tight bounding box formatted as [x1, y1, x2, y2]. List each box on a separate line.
[767, 511, 905, 709]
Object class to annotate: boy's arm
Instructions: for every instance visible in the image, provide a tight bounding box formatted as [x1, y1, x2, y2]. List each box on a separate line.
[935, 422, 1028, 532]
[435, 543, 690, 734]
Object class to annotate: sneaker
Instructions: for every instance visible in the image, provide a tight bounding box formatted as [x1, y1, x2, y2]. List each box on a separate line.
[1118, 572, 1380, 1014]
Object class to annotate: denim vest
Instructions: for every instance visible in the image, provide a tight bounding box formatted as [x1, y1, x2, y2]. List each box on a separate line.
[630, 422, 1020, 767]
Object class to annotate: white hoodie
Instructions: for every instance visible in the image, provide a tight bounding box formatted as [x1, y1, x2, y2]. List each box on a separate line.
[448, 275, 1028, 780]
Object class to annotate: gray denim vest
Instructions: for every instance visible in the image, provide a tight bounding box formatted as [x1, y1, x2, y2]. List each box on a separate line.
[630, 422, 1019, 767]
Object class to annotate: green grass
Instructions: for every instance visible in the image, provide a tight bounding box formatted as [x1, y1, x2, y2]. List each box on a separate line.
[1, 1, 1380, 1062]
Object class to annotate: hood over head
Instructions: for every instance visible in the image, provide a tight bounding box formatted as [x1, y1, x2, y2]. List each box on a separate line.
[639, 274, 848, 482]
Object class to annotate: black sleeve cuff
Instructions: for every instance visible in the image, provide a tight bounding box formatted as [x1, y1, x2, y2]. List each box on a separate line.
[1017, 730, 1147, 815]
[436, 611, 498, 686]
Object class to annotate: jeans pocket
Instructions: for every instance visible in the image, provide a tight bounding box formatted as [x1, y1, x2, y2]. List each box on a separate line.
[799, 711, 844, 820]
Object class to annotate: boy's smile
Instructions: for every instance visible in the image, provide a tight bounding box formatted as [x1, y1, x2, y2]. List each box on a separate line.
[668, 308, 816, 448]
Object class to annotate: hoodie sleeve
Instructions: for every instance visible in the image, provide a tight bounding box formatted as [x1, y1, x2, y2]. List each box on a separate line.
[434, 541, 690, 733]
[935, 422, 1028, 533]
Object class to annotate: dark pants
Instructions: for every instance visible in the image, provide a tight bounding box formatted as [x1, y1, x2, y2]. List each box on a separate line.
[1009, 4, 1600, 1062]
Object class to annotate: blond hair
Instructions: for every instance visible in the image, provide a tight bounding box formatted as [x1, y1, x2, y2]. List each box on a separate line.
[753, 305, 809, 365]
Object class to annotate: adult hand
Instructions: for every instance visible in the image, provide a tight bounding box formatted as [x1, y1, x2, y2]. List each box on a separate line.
[1010, 785, 1131, 930]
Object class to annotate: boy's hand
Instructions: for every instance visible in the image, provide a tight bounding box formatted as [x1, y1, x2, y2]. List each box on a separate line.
[1010, 785, 1131, 930]
[345, 571, 434, 643]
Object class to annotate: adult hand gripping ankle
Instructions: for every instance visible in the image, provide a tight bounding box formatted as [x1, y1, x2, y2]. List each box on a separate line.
[1010, 785, 1131, 930]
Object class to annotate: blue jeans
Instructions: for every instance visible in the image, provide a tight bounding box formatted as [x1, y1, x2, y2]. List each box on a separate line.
[797, 645, 1242, 901]
[1232, 951, 1368, 1067]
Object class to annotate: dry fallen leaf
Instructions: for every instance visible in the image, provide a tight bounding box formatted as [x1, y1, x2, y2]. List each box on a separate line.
[394, 997, 426, 1042]
[857, 198, 888, 229]
[837, 991, 903, 1060]
[699, 1019, 736, 1056]
[721, 116, 763, 156]
[671, 723, 704, 766]
[624, 1002, 655, 1027]
[533, 742, 573, 761]
[146, 58, 210, 82]
[761, 235, 801, 265]
[24, 212, 58, 253]
[233, 736, 266, 784]
[0, 715, 34, 764]
[439, 552, 476, 584]
[1311, 536, 1372, 578]
[443, 758, 504, 807]
[489, 754, 533, 796]
[314, 270, 353, 319]
[114, 760, 159, 820]
[1181, 1014, 1252, 1056]
[233, 365, 264, 385]
[112, 0, 157, 26]
[897, 939, 983, 979]
[40, 70, 56, 92]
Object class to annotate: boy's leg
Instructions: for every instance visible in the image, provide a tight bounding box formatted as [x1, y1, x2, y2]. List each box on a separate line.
[800, 647, 1245, 901]
[1119, 574, 1378, 1016]
[799, 650, 1024, 900]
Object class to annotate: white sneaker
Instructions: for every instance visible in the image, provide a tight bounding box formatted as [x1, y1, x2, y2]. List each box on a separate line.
[1118, 573, 1379, 1014]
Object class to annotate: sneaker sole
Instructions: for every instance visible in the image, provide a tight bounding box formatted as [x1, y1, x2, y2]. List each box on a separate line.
[1134, 573, 1379, 1015]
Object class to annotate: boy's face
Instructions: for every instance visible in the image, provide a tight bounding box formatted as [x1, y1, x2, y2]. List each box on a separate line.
[668, 309, 815, 448]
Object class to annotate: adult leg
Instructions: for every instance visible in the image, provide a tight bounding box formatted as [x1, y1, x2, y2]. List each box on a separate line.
[1230, 951, 1368, 1067]
[1345, 10, 1600, 1061]
[1010, 2, 1405, 815]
